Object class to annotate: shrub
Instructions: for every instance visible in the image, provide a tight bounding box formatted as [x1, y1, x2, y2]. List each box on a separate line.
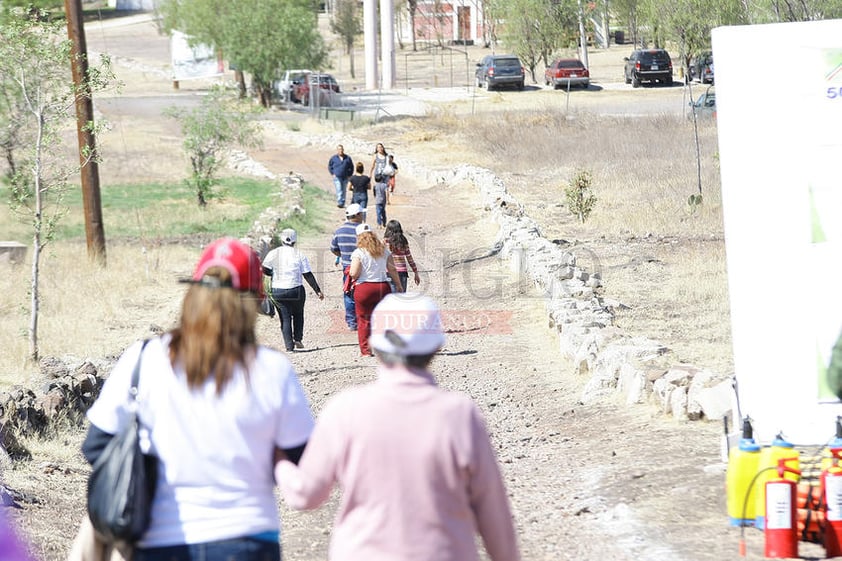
[565, 169, 597, 223]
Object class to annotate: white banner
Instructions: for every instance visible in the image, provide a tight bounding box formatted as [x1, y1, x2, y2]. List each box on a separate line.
[170, 30, 223, 81]
[713, 20, 842, 445]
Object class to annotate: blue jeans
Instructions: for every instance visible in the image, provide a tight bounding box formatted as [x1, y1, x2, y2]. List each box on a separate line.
[351, 192, 368, 214]
[342, 272, 357, 329]
[334, 176, 349, 206]
[388, 272, 408, 294]
[272, 286, 305, 351]
[135, 536, 281, 561]
[375, 203, 386, 226]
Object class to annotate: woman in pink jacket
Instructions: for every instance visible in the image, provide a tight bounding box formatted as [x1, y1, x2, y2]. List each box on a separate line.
[276, 293, 520, 561]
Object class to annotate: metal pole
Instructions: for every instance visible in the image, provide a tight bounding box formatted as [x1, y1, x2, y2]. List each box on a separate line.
[64, 0, 106, 265]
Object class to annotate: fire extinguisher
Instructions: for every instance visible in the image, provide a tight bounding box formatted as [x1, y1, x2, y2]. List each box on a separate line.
[822, 416, 842, 557]
[825, 461, 842, 557]
[764, 456, 801, 559]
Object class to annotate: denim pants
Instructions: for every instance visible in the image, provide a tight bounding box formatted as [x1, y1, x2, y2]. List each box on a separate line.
[342, 272, 357, 329]
[135, 536, 281, 561]
[272, 286, 305, 351]
[351, 192, 368, 216]
[387, 272, 408, 294]
[333, 176, 349, 206]
[375, 204, 387, 226]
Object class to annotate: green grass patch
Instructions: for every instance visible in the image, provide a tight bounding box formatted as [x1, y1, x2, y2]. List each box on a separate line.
[1, 177, 332, 242]
[277, 182, 333, 239]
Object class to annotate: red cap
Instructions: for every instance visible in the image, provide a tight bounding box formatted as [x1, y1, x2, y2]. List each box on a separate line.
[192, 238, 263, 296]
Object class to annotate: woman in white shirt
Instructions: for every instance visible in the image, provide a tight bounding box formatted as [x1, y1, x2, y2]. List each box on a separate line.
[262, 229, 324, 352]
[82, 237, 315, 561]
[349, 224, 402, 356]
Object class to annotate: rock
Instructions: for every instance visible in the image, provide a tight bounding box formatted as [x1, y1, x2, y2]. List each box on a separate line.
[691, 378, 736, 421]
[0, 241, 26, 265]
[617, 363, 648, 405]
[670, 386, 689, 421]
[39, 356, 69, 379]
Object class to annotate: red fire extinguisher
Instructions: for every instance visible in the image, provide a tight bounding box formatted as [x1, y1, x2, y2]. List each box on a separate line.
[764, 456, 801, 558]
[825, 461, 842, 557]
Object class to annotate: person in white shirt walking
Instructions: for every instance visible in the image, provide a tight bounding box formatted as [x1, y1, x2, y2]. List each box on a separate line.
[82, 237, 315, 561]
[262, 229, 324, 352]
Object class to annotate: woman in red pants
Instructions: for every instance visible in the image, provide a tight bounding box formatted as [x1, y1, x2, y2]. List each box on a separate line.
[349, 224, 403, 356]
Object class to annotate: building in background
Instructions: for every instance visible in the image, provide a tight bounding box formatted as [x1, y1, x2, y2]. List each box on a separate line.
[411, 0, 486, 46]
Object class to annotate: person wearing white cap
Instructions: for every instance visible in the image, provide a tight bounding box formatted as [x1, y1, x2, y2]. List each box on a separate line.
[349, 223, 403, 356]
[276, 293, 521, 561]
[262, 228, 324, 352]
[330, 204, 367, 330]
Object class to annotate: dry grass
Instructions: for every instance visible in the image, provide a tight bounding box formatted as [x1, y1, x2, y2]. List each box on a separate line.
[0, 240, 196, 388]
[388, 105, 732, 374]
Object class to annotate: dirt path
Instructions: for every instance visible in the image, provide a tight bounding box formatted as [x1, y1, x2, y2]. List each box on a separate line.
[248, 129, 825, 561]
[222, 128, 720, 560]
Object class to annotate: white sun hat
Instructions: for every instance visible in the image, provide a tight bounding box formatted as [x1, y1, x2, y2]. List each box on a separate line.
[369, 293, 446, 356]
[356, 223, 372, 236]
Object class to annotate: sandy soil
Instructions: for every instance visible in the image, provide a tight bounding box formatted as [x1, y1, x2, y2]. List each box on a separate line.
[1, 11, 824, 561]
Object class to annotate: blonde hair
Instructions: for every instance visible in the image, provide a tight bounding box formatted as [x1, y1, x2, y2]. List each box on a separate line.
[169, 266, 258, 394]
[357, 231, 385, 258]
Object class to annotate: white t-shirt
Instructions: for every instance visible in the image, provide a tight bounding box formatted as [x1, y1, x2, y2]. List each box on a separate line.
[351, 248, 391, 283]
[86, 337, 315, 547]
[263, 245, 312, 289]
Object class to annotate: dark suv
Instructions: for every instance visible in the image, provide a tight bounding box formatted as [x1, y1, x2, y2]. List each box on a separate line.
[475, 55, 525, 91]
[624, 49, 673, 87]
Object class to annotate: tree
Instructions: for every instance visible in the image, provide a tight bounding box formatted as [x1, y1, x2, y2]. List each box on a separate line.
[644, 0, 746, 69]
[0, 12, 113, 362]
[164, 86, 263, 207]
[407, 0, 419, 51]
[761, 0, 842, 21]
[486, 0, 578, 81]
[331, 0, 362, 79]
[158, 0, 328, 108]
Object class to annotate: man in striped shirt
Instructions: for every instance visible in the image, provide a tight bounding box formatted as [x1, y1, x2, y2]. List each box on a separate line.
[330, 204, 365, 330]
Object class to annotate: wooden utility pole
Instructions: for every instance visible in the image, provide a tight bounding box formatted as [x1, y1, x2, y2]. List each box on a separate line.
[64, 0, 107, 265]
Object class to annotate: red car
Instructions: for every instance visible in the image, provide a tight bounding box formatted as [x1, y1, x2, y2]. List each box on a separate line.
[293, 73, 340, 105]
[544, 58, 590, 89]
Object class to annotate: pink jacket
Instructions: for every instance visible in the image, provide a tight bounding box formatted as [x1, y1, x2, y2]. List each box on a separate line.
[276, 365, 520, 561]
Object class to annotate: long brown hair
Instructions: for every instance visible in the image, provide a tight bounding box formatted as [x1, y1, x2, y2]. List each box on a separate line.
[169, 266, 258, 394]
[357, 231, 385, 258]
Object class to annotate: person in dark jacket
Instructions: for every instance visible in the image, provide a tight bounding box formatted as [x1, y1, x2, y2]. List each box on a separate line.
[328, 144, 354, 208]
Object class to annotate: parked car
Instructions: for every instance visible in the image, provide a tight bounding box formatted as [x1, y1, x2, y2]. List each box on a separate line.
[544, 58, 590, 89]
[274, 69, 311, 103]
[688, 86, 716, 120]
[293, 73, 340, 105]
[475, 55, 525, 91]
[623, 49, 673, 87]
[688, 51, 714, 84]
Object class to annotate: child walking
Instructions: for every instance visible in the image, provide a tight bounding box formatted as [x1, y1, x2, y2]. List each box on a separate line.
[373, 174, 389, 227]
[384, 220, 420, 292]
[386, 154, 398, 205]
